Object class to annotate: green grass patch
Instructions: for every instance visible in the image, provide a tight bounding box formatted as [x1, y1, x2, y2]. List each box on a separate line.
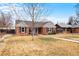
[63, 35, 79, 39]
[39, 37, 58, 43]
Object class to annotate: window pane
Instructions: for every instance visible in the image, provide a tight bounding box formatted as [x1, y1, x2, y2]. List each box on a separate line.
[22, 27, 24, 32]
[47, 28, 52, 33]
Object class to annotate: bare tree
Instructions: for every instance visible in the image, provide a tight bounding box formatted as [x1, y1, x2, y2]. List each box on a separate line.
[0, 11, 13, 29]
[8, 3, 27, 21]
[7, 3, 48, 40]
[68, 16, 74, 25]
[68, 4, 79, 25]
[22, 3, 48, 40]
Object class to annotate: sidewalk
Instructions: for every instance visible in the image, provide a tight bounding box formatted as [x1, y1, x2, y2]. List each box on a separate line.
[0, 34, 12, 41]
[41, 35, 79, 44]
[52, 36, 79, 44]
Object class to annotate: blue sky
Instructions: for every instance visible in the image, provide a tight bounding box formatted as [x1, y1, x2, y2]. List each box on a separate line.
[41, 3, 77, 23]
[0, 3, 77, 24]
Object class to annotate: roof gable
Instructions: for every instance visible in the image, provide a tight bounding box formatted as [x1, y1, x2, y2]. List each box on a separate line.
[16, 20, 55, 28]
[56, 23, 72, 28]
[43, 22, 56, 28]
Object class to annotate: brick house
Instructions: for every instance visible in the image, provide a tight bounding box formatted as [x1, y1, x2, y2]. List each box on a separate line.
[71, 25, 79, 33]
[0, 27, 15, 34]
[0, 25, 15, 34]
[1, 20, 79, 35]
[55, 23, 72, 33]
[56, 23, 79, 33]
[15, 20, 56, 35]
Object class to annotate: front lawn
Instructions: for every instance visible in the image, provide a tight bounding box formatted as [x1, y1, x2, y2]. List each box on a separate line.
[0, 35, 79, 56]
[58, 34, 79, 41]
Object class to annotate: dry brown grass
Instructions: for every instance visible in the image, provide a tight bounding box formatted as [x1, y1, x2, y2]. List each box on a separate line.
[0, 35, 79, 56]
[57, 34, 79, 41]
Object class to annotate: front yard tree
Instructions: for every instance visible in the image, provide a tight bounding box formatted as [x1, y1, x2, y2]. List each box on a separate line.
[68, 4, 79, 25]
[22, 3, 48, 40]
[0, 11, 13, 29]
[68, 16, 79, 25]
[68, 16, 78, 25]
[8, 3, 48, 40]
[9, 4, 25, 20]
[68, 16, 74, 25]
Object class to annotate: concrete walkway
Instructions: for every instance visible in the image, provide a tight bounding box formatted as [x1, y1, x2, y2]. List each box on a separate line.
[52, 36, 79, 44]
[0, 34, 79, 44]
[0, 34, 12, 41]
[39, 35, 79, 43]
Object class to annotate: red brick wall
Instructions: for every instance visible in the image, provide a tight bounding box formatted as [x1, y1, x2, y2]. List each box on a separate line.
[16, 26, 49, 35]
[26, 27, 29, 35]
[72, 28, 79, 33]
[16, 27, 20, 35]
[15, 27, 29, 36]
[41, 27, 48, 35]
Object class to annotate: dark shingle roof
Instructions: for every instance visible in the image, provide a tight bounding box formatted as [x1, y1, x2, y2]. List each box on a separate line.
[56, 23, 79, 28]
[72, 25, 79, 28]
[56, 23, 72, 28]
[16, 20, 55, 28]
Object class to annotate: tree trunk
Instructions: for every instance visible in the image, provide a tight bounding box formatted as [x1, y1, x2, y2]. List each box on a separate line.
[31, 17, 34, 41]
[32, 27, 34, 41]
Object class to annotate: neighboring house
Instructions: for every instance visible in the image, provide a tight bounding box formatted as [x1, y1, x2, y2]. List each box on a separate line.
[55, 23, 72, 33]
[56, 23, 79, 33]
[15, 20, 56, 35]
[0, 19, 15, 34]
[1, 20, 79, 35]
[72, 25, 79, 33]
[0, 26, 15, 34]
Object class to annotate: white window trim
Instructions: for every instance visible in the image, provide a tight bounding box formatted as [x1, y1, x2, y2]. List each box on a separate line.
[21, 27, 25, 33]
[48, 28, 52, 33]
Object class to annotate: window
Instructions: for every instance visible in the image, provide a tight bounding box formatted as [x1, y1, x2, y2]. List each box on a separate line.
[47, 28, 52, 33]
[19, 27, 25, 32]
[22, 27, 25, 32]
